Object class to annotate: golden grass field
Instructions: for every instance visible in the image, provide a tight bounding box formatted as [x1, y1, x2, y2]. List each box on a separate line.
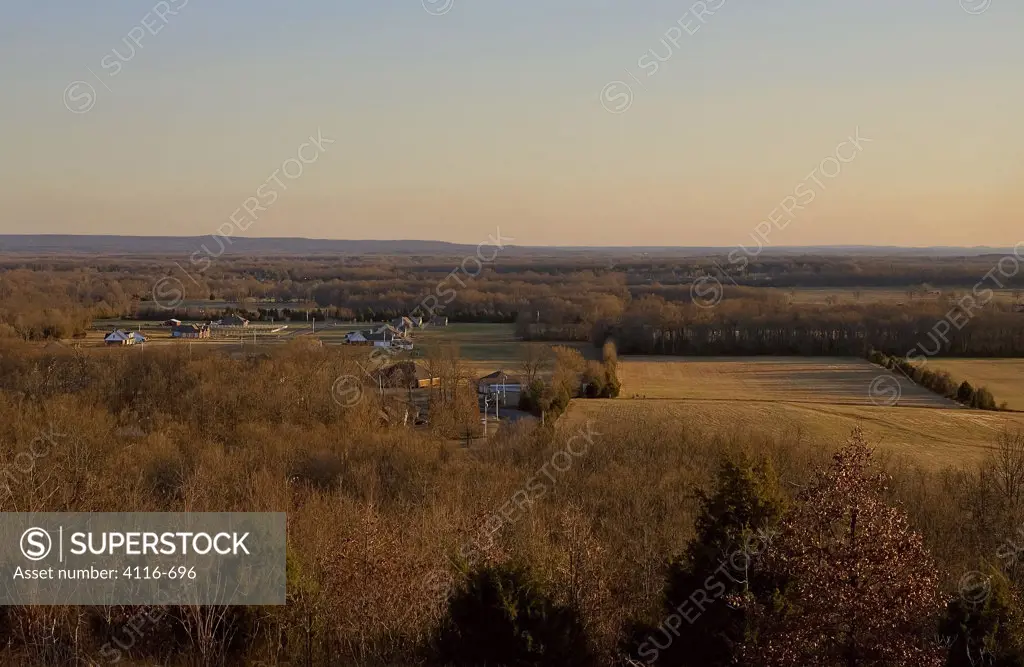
[563, 356, 1024, 470]
[617, 356, 957, 408]
[925, 359, 1024, 411]
[562, 397, 1024, 471]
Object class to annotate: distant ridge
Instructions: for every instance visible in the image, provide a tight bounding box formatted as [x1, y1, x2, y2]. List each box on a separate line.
[0, 234, 1015, 257]
[0, 235, 480, 256]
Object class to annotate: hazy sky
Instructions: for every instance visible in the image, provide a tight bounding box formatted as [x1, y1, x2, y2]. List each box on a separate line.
[1, 0, 1021, 246]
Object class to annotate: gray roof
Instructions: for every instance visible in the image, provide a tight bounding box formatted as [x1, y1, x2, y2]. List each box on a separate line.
[478, 370, 522, 386]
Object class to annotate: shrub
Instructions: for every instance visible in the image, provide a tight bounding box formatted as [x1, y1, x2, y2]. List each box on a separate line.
[973, 387, 997, 411]
[934, 371, 957, 397]
[582, 361, 607, 398]
[288, 451, 344, 492]
[958, 381, 977, 406]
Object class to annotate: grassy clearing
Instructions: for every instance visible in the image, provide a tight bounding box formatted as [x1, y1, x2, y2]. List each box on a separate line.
[412, 324, 592, 376]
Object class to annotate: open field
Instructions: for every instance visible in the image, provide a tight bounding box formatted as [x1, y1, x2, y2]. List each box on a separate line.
[617, 356, 958, 408]
[85, 320, 568, 378]
[561, 356, 1024, 470]
[925, 359, 1024, 411]
[411, 323, 593, 375]
[562, 397, 1024, 471]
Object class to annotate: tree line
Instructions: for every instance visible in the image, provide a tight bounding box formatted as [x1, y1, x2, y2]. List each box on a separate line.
[517, 294, 1024, 358]
[868, 349, 1002, 410]
[3, 251, 1023, 341]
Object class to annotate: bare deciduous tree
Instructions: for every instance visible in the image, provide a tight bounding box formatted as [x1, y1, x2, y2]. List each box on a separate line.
[738, 429, 946, 667]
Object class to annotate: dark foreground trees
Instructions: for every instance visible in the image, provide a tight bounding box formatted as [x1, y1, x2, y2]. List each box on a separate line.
[431, 564, 597, 667]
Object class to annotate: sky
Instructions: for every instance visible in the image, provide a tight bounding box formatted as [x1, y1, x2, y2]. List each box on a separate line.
[1, 0, 1021, 247]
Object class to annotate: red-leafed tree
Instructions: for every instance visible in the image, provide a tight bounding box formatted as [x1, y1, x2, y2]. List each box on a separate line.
[737, 429, 947, 667]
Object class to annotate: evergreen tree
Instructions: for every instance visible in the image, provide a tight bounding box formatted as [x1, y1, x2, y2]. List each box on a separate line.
[431, 564, 597, 667]
[625, 455, 786, 666]
[941, 568, 1024, 667]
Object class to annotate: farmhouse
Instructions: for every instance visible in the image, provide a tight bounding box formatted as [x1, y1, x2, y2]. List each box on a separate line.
[171, 323, 210, 339]
[218, 315, 249, 327]
[103, 330, 137, 346]
[344, 331, 369, 343]
[163, 318, 181, 326]
[373, 324, 407, 338]
[391, 316, 415, 332]
[477, 370, 523, 395]
[345, 328, 412, 349]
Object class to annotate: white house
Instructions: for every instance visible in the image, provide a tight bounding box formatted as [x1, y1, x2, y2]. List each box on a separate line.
[104, 330, 137, 346]
[345, 329, 412, 350]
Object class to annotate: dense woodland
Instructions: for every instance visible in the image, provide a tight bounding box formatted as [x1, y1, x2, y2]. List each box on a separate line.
[1, 252, 1023, 359]
[0, 340, 1023, 665]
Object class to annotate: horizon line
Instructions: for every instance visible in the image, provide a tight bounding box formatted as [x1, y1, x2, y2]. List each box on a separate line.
[0, 233, 1017, 252]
